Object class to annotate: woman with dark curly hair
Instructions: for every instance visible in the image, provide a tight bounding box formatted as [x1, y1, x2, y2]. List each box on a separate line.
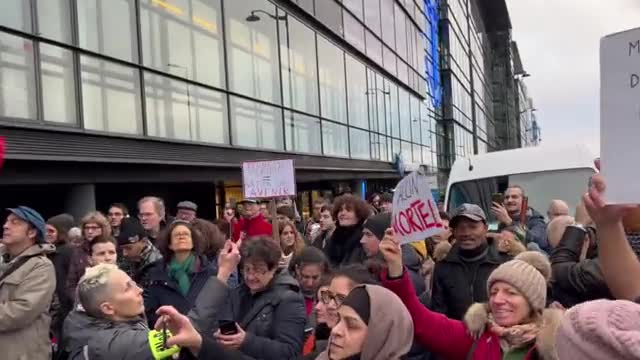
[142, 220, 216, 326]
[324, 194, 371, 267]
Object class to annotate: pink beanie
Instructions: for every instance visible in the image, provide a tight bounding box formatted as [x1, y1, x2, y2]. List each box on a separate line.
[556, 299, 640, 360]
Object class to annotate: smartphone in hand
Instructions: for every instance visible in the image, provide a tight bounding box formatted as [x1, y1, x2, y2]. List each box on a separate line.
[219, 320, 239, 335]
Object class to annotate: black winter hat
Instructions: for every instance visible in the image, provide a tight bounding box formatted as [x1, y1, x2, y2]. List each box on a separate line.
[363, 212, 392, 241]
[47, 213, 75, 237]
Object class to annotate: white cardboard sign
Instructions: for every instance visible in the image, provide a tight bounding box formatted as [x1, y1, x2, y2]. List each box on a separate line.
[392, 171, 443, 243]
[601, 27, 640, 203]
[242, 159, 296, 199]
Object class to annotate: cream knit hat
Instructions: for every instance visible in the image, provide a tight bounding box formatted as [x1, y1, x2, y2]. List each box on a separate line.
[487, 251, 550, 311]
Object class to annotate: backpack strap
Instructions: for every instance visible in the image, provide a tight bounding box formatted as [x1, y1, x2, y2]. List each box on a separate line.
[0, 254, 41, 283]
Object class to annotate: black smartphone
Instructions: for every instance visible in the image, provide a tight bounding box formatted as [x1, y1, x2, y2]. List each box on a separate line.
[219, 320, 238, 335]
[491, 193, 504, 205]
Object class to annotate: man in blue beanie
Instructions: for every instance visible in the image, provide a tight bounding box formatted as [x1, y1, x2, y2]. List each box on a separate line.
[0, 206, 56, 360]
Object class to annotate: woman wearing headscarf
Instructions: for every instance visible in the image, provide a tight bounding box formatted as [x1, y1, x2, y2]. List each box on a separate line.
[143, 220, 216, 326]
[315, 284, 413, 360]
[380, 228, 563, 360]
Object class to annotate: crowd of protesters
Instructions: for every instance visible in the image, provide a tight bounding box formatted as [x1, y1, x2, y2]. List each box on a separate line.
[2, 164, 640, 360]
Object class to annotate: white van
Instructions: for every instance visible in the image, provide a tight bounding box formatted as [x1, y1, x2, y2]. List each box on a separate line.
[445, 145, 597, 222]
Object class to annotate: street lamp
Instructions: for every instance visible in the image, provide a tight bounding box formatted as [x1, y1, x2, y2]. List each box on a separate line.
[245, 9, 287, 22]
[168, 63, 192, 138]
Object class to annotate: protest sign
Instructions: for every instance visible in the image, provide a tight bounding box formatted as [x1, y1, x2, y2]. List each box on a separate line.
[242, 159, 296, 199]
[392, 171, 442, 243]
[601, 27, 640, 203]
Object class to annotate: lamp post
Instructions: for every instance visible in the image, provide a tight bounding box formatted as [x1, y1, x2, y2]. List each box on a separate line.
[167, 63, 192, 139]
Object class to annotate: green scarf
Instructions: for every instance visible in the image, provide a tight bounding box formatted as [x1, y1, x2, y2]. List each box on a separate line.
[168, 253, 195, 296]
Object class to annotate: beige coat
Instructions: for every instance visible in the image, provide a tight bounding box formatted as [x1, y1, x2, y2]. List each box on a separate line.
[0, 244, 56, 360]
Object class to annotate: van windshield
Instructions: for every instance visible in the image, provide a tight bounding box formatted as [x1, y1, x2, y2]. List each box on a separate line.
[447, 168, 595, 220]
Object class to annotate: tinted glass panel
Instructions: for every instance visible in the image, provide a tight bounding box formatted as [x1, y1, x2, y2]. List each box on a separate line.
[345, 54, 368, 129]
[343, 0, 364, 20]
[350, 127, 370, 159]
[37, 0, 73, 43]
[343, 12, 365, 53]
[318, 36, 347, 123]
[398, 87, 411, 140]
[0, 33, 37, 120]
[284, 111, 321, 154]
[322, 121, 348, 157]
[315, 0, 343, 35]
[40, 44, 76, 124]
[230, 96, 283, 150]
[0, 1, 31, 32]
[364, 0, 381, 36]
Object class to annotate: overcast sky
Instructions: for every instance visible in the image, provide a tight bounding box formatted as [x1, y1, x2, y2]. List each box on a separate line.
[506, 0, 640, 154]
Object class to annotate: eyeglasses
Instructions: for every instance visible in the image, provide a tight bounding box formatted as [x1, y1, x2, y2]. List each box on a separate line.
[243, 266, 270, 276]
[320, 290, 346, 306]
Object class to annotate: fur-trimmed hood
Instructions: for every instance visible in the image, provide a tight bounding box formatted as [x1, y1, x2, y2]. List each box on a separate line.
[463, 303, 564, 360]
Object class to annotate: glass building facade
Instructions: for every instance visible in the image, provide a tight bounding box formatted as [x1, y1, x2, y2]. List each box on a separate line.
[0, 0, 439, 169]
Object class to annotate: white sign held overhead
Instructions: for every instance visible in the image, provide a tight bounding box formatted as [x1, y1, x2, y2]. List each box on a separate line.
[391, 171, 443, 244]
[242, 159, 296, 199]
[601, 27, 640, 203]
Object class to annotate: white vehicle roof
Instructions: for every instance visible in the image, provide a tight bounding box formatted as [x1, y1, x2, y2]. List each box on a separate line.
[447, 144, 597, 185]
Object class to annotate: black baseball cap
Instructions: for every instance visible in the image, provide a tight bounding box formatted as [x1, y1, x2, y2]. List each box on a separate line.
[115, 218, 146, 246]
[450, 204, 487, 227]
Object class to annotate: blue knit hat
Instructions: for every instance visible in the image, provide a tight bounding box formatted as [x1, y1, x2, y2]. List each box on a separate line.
[7, 206, 47, 244]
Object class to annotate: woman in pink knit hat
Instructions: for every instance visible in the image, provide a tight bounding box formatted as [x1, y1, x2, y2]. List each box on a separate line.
[379, 228, 563, 360]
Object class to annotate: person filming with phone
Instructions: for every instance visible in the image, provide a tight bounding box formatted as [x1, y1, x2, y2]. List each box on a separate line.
[491, 186, 548, 252]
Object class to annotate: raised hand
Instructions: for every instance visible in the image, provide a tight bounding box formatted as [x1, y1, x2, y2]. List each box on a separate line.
[154, 306, 202, 353]
[490, 202, 512, 226]
[380, 228, 403, 277]
[217, 240, 241, 283]
[582, 174, 634, 226]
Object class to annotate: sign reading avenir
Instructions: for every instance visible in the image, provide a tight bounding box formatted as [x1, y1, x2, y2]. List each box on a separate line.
[242, 159, 296, 199]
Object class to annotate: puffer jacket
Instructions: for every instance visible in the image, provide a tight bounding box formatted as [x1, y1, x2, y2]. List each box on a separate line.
[382, 269, 563, 360]
[0, 244, 56, 360]
[190, 270, 307, 360]
[142, 255, 216, 326]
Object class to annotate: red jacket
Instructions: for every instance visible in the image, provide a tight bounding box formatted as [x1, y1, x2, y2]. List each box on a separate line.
[232, 214, 273, 242]
[381, 269, 558, 360]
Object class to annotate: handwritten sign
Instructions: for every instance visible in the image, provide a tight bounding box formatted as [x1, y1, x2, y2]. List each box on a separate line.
[392, 172, 442, 243]
[242, 159, 296, 199]
[601, 27, 640, 203]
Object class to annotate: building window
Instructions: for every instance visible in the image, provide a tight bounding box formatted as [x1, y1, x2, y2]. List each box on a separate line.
[342, 0, 363, 20]
[0, 33, 37, 120]
[413, 143, 422, 163]
[40, 44, 76, 124]
[394, 3, 407, 59]
[140, 0, 225, 88]
[279, 13, 319, 115]
[145, 73, 228, 144]
[37, 0, 73, 43]
[365, 31, 382, 66]
[80, 56, 142, 134]
[292, 0, 314, 15]
[350, 127, 370, 159]
[318, 36, 347, 123]
[322, 120, 348, 157]
[77, 0, 139, 62]
[401, 140, 412, 162]
[345, 54, 368, 129]
[314, 0, 342, 35]
[380, 0, 395, 49]
[392, 138, 401, 157]
[225, 0, 281, 104]
[230, 96, 283, 150]
[284, 111, 321, 154]
[387, 80, 400, 139]
[0, 1, 31, 33]
[398, 88, 411, 141]
[343, 12, 365, 53]
[382, 45, 396, 76]
[364, 0, 381, 36]
[410, 95, 421, 144]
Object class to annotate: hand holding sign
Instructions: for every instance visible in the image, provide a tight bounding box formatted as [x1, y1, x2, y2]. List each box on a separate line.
[380, 228, 403, 278]
[391, 171, 442, 244]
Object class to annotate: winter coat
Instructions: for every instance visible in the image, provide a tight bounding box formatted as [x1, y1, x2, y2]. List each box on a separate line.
[402, 244, 427, 297]
[190, 270, 307, 359]
[506, 208, 549, 251]
[65, 246, 91, 302]
[49, 241, 74, 338]
[324, 223, 366, 267]
[382, 269, 562, 360]
[550, 225, 612, 307]
[431, 243, 511, 320]
[233, 214, 273, 242]
[0, 244, 56, 360]
[142, 255, 216, 326]
[129, 240, 163, 285]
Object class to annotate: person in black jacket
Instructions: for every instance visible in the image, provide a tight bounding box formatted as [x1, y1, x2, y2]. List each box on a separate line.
[189, 237, 307, 359]
[46, 213, 75, 341]
[143, 220, 216, 327]
[431, 204, 511, 320]
[324, 194, 371, 267]
[550, 223, 612, 307]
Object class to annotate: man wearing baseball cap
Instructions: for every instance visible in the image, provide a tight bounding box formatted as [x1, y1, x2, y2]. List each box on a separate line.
[232, 199, 272, 242]
[0, 206, 57, 360]
[117, 218, 162, 285]
[430, 203, 511, 320]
